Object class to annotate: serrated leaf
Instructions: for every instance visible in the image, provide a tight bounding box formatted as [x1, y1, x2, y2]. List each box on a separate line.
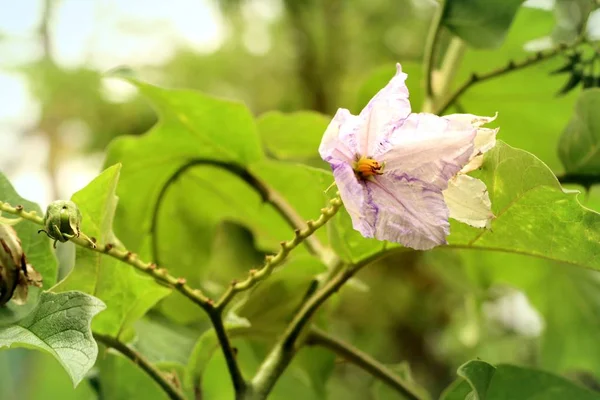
[0, 291, 105, 386]
[53, 165, 170, 338]
[559, 89, 600, 174]
[442, 0, 525, 49]
[0, 172, 58, 325]
[441, 360, 600, 400]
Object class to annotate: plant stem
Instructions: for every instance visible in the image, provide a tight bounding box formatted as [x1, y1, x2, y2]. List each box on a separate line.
[207, 309, 247, 396]
[93, 332, 186, 400]
[557, 173, 600, 188]
[215, 196, 343, 310]
[435, 38, 585, 115]
[423, 0, 447, 100]
[248, 253, 381, 399]
[306, 328, 424, 400]
[0, 201, 214, 311]
[149, 158, 331, 266]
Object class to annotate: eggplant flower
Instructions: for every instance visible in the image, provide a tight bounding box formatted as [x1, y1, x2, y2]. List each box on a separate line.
[319, 63, 498, 250]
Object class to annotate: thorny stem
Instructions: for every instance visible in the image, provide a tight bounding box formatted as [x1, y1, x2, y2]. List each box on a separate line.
[306, 328, 424, 400]
[215, 196, 343, 310]
[249, 252, 382, 399]
[93, 332, 186, 400]
[149, 159, 332, 266]
[435, 37, 586, 115]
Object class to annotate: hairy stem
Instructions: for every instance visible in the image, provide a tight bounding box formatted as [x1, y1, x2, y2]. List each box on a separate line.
[93, 332, 186, 400]
[216, 196, 343, 310]
[435, 38, 585, 115]
[150, 159, 330, 265]
[0, 201, 214, 311]
[306, 328, 424, 400]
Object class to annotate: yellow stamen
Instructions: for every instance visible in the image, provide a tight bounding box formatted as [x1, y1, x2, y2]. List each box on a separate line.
[353, 156, 383, 179]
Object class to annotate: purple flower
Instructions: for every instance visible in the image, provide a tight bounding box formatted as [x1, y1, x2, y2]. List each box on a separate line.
[319, 64, 498, 250]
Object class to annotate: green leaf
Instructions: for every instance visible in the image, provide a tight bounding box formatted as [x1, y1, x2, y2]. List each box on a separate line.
[53, 165, 170, 338]
[442, 360, 600, 400]
[104, 79, 263, 254]
[0, 291, 105, 386]
[0, 172, 58, 324]
[257, 110, 330, 168]
[448, 141, 600, 270]
[559, 89, 600, 174]
[442, 0, 526, 49]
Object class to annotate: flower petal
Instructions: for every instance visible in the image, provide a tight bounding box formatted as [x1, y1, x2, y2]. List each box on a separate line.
[332, 162, 376, 238]
[443, 174, 494, 229]
[366, 174, 450, 250]
[358, 63, 412, 157]
[319, 108, 360, 164]
[444, 113, 499, 173]
[381, 113, 476, 189]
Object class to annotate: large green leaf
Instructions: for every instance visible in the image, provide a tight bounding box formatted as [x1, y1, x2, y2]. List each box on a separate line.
[257, 110, 330, 168]
[442, 360, 600, 399]
[558, 89, 600, 175]
[53, 165, 170, 338]
[442, 0, 526, 49]
[0, 172, 58, 324]
[0, 291, 105, 386]
[104, 79, 263, 254]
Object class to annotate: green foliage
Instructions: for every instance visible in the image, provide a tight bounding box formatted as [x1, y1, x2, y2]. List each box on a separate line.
[0, 173, 57, 324]
[559, 89, 600, 174]
[442, 0, 525, 49]
[0, 291, 105, 386]
[442, 360, 600, 400]
[53, 165, 170, 337]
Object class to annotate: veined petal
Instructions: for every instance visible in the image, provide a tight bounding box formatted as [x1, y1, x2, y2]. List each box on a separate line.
[359, 63, 411, 157]
[444, 113, 499, 173]
[319, 108, 358, 164]
[332, 163, 376, 238]
[366, 174, 450, 250]
[381, 113, 476, 189]
[443, 174, 494, 229]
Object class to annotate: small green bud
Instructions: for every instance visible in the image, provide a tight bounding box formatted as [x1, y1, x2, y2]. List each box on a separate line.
[38, 200, 95, 248]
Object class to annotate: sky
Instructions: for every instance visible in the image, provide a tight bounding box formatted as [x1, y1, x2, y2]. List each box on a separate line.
[0, 0, 224, 207]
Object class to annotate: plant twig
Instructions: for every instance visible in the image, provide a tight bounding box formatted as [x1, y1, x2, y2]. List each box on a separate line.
[0, 201, 213, 311]
[93, 332, 186, 400]
[435, 38, 585, 115]
[215, 196, 343, 310]
[306, 327, 424, 400]
[423, 0, 447, 99]
[149, 158, 330, 265]
[248, 252, 383, 399]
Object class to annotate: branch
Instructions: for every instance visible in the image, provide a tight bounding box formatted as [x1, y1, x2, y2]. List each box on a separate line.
[93, 332, 186, 400]
[435, 38, 585, 115]
[215, 196, 342, 310]
[306, 328, 424, 400]
[423, 0, 447, 99]
[557, 173, 600, 188]
[0, 201, 214, 312]
[149, 158, 330, 265]
[248, 252, 382, 399]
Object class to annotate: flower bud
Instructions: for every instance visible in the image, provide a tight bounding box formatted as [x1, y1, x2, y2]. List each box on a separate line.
[0, 224, 42, 306]
[39, 200, 95, 248]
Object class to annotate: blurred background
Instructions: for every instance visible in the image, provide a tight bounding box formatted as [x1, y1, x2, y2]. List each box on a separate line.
[2, 0, 600, 399]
